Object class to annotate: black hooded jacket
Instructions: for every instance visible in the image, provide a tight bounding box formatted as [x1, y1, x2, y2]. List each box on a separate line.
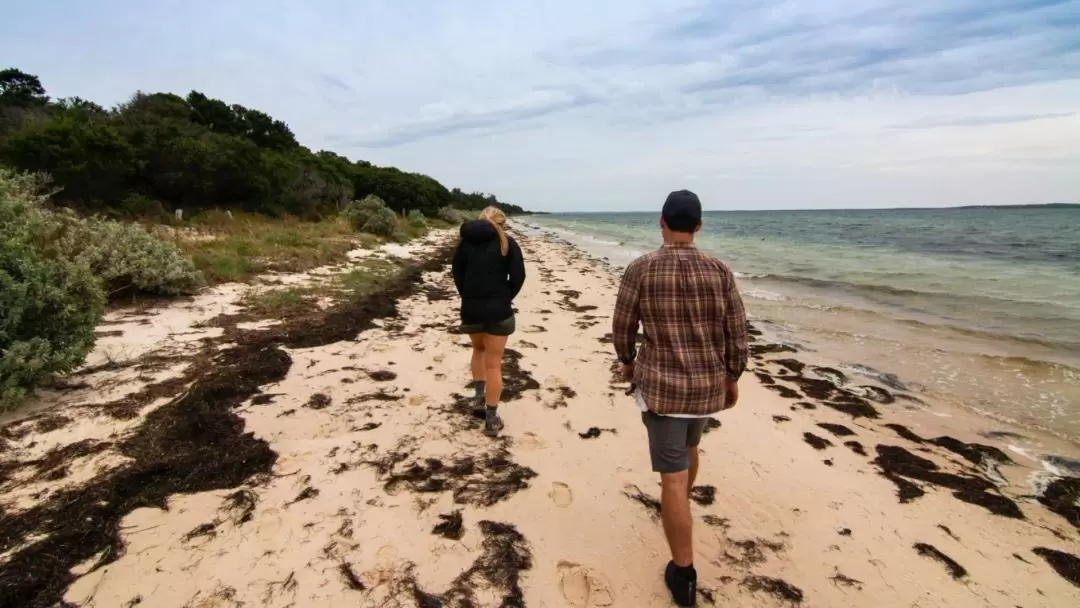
[452, 220, 526, 324]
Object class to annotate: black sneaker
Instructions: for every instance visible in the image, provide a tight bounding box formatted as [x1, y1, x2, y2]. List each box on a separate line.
[664, 561, 697, 607]
[483, 413, 505, 437]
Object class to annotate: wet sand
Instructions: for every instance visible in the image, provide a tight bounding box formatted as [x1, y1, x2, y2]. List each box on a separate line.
[1, 227, 1078, 607]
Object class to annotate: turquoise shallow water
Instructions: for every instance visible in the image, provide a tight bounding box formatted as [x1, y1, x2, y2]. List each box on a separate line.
[526, 206, 1080, 441]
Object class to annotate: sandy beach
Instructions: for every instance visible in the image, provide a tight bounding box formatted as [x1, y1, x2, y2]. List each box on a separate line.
[1, 226, 1078, 607]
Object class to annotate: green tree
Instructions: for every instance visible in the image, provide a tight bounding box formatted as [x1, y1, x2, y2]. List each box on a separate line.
[0, 68, 49, 108]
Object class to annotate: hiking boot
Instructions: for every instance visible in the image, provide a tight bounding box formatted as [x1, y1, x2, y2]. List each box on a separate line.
[471, 395, 486, 417]
[483, 412, 505, 437]
[665, 561, 697, 607]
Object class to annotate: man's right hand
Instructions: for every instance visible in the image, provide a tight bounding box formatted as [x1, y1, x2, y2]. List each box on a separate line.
[723, 378, 739, 409]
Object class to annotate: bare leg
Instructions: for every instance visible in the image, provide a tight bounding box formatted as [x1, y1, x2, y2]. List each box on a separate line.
[482, 334, 508, 406]
[469, 333, 486, 383]
[688, 446, 700, 489]
[660, 470, 694, 567]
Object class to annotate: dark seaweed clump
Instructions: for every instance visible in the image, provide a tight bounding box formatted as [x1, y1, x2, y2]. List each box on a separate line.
[1037, 477, 1080, 531]
[884, 425, 1014, 466]
[411, 521, 532, 606]
[363, 440, 537, 508]
[803, 433, 833, 450]
[874, 445, 1023, 518]
[624, 485, 662, 518]
[766, 385, 802, 400]
[1032, 547, 1080, 588]
[817, 423, 856, 437]
[914, 543, 967, 579]
[578, 427, 616, 439]
[690, 485, 716, 506]
[502, 349, 541, 400]
[844, 441, 868, 456]
[432, 510, 465, 540]
[741, 576, 804, 604]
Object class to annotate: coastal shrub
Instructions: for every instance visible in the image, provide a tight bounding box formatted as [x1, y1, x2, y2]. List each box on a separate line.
[0, 169, 104, 410]
[361, 206, 398, 237]
[0, 167, 204, 297]
[50, 216, 205, 296]
[437, 206, 470, 224]
[407, 209, 427, 229]
[342, 195, 390, 231]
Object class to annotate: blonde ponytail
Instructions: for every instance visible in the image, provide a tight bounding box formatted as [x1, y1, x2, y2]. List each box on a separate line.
[480, 206, 509, 256]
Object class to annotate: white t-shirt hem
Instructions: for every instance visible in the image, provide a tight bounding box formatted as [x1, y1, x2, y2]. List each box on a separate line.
[636, 392, 715, 419]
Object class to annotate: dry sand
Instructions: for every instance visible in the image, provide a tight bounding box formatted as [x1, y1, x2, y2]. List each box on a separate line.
[1, 227, 1078, 607]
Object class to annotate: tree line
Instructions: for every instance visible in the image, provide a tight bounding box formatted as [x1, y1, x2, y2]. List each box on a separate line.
[0, 67, 529, 220]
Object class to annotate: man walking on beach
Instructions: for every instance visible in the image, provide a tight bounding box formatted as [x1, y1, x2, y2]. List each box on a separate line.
[613, 190, 749, 607]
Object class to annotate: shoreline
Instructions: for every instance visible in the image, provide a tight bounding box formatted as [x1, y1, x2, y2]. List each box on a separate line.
[0, 227, 1078, 606]
[519, 218, 1080, 451]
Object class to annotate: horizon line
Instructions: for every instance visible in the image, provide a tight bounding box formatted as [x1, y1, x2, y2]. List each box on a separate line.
[529, 202, 1079, 214]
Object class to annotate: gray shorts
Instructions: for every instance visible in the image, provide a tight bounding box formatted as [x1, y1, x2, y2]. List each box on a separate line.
[641, 411, 708, 473]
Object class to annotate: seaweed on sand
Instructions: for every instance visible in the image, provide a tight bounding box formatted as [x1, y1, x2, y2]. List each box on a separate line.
[884, 423, 925, 444]
[785, 374, 880, 419]
[690, 485, 716, 506]
[27, 438, 113, 482]
[502, 349, 541, 401]
[913, 543, 967, 579]
[433, 510, 465, 540]
[844, 441, 868, 456]
[0, 344, 285, 608]
[409, 521, 533, 607]
[339, 563, 366, 590]
[817, 423, 856, 437]
[578, 427, 616, 439]
[557, 289, 598, 313]
[1032, 547, 1080, 588]
[884, 425, 1014, 466]
[773, 359, 806, 374]
[874, 445, 1023, 518]
[305, 393, 332, 409]
[766, 385, 802, 400]
[0, 244, 458, 608]
[741, 576, 804, 603]
[754, 371, 776, 385]
[624, 485, 662, 518]
[1038, 477, 1080, 531]
[803, 433, 833, 450]
[362, 438, 537, 508]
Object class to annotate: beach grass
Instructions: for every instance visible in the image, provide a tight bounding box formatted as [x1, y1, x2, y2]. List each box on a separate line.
[169, 211, 439, 285]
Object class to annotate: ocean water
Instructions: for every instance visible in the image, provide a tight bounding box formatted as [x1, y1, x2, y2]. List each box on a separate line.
[525, 206, 1080, 442]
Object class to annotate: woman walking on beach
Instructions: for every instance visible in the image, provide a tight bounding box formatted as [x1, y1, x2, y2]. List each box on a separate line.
[452, 206, 527, 437]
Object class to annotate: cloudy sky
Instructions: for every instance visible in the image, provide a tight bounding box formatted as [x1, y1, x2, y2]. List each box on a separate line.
[3, 0, 1079, 211]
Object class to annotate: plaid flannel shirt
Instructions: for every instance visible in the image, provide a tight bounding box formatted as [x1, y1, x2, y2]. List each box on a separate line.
[613, 242, 749, 416]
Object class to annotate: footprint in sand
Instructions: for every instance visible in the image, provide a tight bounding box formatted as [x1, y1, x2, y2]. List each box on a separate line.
[517, 432, 548, 450]
[549, 481, 573, 507]
[558, 561, 614, 607]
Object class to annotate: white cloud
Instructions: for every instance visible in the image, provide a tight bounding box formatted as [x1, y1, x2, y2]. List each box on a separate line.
[1, 0, 1078, 210]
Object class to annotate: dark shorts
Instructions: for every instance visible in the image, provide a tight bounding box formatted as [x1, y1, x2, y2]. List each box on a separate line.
[641, 411, 708, 473]
[461, 315, 516, 337]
